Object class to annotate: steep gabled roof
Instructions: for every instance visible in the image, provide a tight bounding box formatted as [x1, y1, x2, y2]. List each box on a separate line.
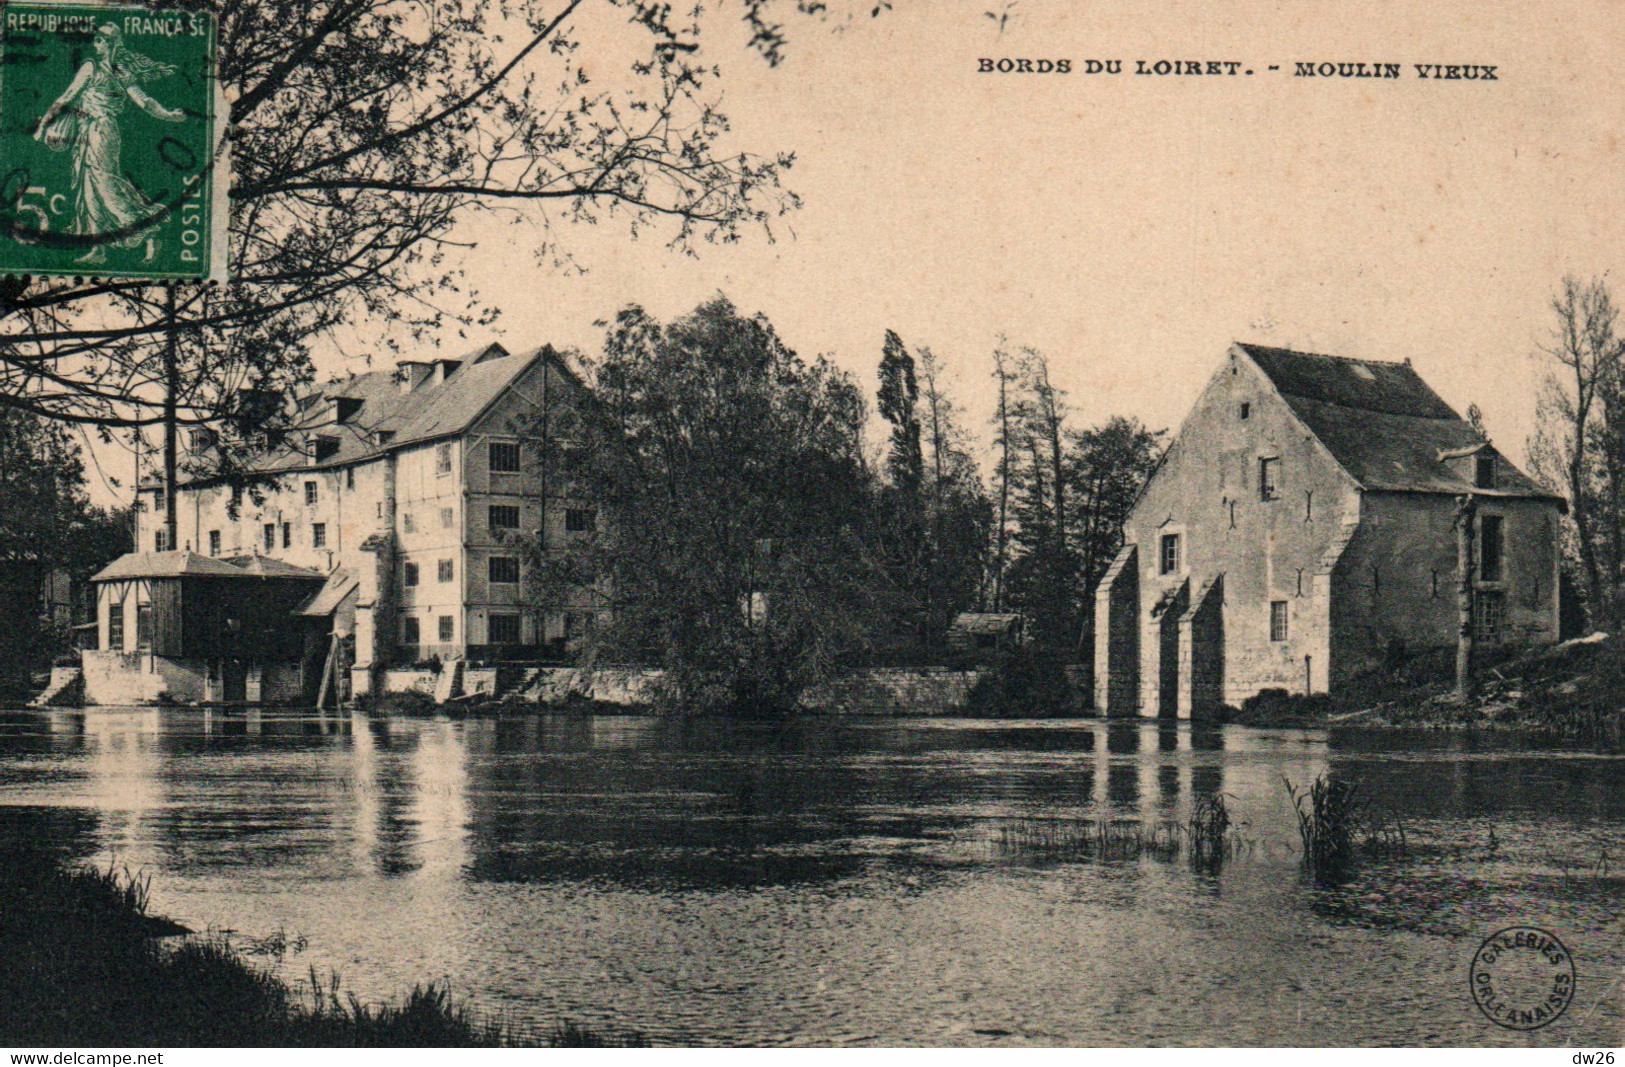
[1241, 344, 1457, 419]
[388, 346, 538, 445]
[153, 343, 578, 487]
[1238, 343, 1559, 500]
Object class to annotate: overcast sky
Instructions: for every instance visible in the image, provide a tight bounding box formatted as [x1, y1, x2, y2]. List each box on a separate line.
[89, 0, 1624, 506]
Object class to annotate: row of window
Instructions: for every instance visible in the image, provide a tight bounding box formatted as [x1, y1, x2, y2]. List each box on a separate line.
[1265, 591, 1507, 642]
[433, 440, 522, 475]
[400, 506, 595, 535]
[106, 602, 151, 651]
[400, 614, 523, 644]
[161, 524, 321, 554]
[196, 509, 595, 557]
[403, 557, 521, 587]
[191, 506, 599, 557]
[1158, 516, 1508, 582]
[154, 438, 528, 521]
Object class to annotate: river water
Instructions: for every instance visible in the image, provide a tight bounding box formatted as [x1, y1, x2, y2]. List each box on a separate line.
[1, 708, 1621, 1047]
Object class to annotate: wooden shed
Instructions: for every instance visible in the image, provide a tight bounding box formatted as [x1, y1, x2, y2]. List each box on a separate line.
[946, 612, 1026, 652]
[91, 550, 325, 661]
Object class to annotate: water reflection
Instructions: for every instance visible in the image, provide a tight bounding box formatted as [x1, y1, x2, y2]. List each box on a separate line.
[0, 709, 1621, 1046]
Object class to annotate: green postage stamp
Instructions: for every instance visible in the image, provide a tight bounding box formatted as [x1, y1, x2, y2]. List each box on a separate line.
[0, 1, 224, 280]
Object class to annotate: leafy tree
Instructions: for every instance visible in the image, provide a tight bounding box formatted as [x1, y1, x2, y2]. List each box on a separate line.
[532, 295, 877, 712]
[1068, 415, 1164, 595]
[0, 0, 854, 483]
[871, 332, 988, 653]
[876, 329, 922, 494]
[996, 345, 1163, 660]
[1531, 275, 1625, 623]
[1001, 345, 1077, 650]
[914, 343, 990, 634]
[0, 410, 131, 688]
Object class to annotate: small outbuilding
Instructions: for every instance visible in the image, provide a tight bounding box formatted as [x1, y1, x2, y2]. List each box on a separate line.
[83, 550, 327, 704]
[947, 612, 1026, 653]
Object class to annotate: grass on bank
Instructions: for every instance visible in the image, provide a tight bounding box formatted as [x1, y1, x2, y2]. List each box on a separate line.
[1225, 634, 1625, 746]
[0, 854, 646, 1047]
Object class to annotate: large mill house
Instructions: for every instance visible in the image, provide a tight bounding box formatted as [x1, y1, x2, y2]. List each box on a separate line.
[85, 343, 597, 705]
[1093, 343, 1566, 718]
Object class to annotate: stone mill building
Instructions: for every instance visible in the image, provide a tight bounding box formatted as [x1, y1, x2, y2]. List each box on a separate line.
[1093, 343, 1566, 719]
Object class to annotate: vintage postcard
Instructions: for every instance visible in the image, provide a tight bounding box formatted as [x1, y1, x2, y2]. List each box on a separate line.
[0, 0, 1620, 1054]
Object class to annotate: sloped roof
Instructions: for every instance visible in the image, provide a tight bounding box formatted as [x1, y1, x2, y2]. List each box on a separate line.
[152, 343, 577, 487]
[299, 569, 359, 616]
[948, 612, 1024, 635]
[225, 554, 326, 579]
[1239, 343, 1560, 500]
[92, 550, 261, 581]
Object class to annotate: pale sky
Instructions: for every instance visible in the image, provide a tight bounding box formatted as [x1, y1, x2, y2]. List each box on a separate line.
[88, 0, 1625, 507]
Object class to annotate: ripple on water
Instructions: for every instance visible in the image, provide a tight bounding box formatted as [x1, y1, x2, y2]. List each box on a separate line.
[0, 708, 1620, 1046]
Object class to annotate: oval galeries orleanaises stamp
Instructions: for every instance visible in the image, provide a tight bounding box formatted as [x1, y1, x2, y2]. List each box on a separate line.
[1470, 925, 1576, 1030]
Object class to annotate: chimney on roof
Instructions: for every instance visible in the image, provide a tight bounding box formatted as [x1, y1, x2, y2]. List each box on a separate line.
[397, 361, 435, 393]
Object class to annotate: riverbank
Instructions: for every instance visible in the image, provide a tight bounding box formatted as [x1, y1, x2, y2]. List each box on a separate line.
[0, 846, 645, 1047]
[331, 636, 1625, 749]
[1228, 633, 1625, 746]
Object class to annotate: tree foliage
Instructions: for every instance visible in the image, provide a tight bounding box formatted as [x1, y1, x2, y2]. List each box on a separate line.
[1531, 274, 1625, 624]
[533, 295, 876, 712]
[992, 344, 1163, 655]
[0, 410, 130, 681]
[870, 331, 988, 650]
[876, 328, 922, 494]
[0, 0, 828, 482]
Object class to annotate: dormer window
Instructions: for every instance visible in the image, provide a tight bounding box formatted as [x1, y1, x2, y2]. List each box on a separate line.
[314, 435, 341, 462]
[1475, 454, 1496, 489]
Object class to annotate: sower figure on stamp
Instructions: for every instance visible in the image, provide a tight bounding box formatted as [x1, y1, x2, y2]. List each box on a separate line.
[31, 23, 186, 264]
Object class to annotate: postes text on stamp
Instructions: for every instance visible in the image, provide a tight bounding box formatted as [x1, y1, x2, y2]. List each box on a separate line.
[0, 1, 220, 280]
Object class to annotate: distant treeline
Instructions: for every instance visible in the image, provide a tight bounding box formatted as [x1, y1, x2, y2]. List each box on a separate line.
[528, 296, 1162, 713]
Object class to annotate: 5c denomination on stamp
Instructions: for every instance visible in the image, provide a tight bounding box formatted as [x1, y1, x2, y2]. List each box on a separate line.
[0, 0, 223, 280]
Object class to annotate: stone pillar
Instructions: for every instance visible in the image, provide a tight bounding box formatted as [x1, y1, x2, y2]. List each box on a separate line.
[1151, 579, 1189, 718]
[1094, 544, 1139, 717]
[1178, 574, 1224, 720]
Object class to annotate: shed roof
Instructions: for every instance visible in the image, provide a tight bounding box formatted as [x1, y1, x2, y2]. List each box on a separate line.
[92, 551, 325, 582]
[299, 569, 359, 616]
[92, 550, 255, 581]
[1239, 343, 1560, 500]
